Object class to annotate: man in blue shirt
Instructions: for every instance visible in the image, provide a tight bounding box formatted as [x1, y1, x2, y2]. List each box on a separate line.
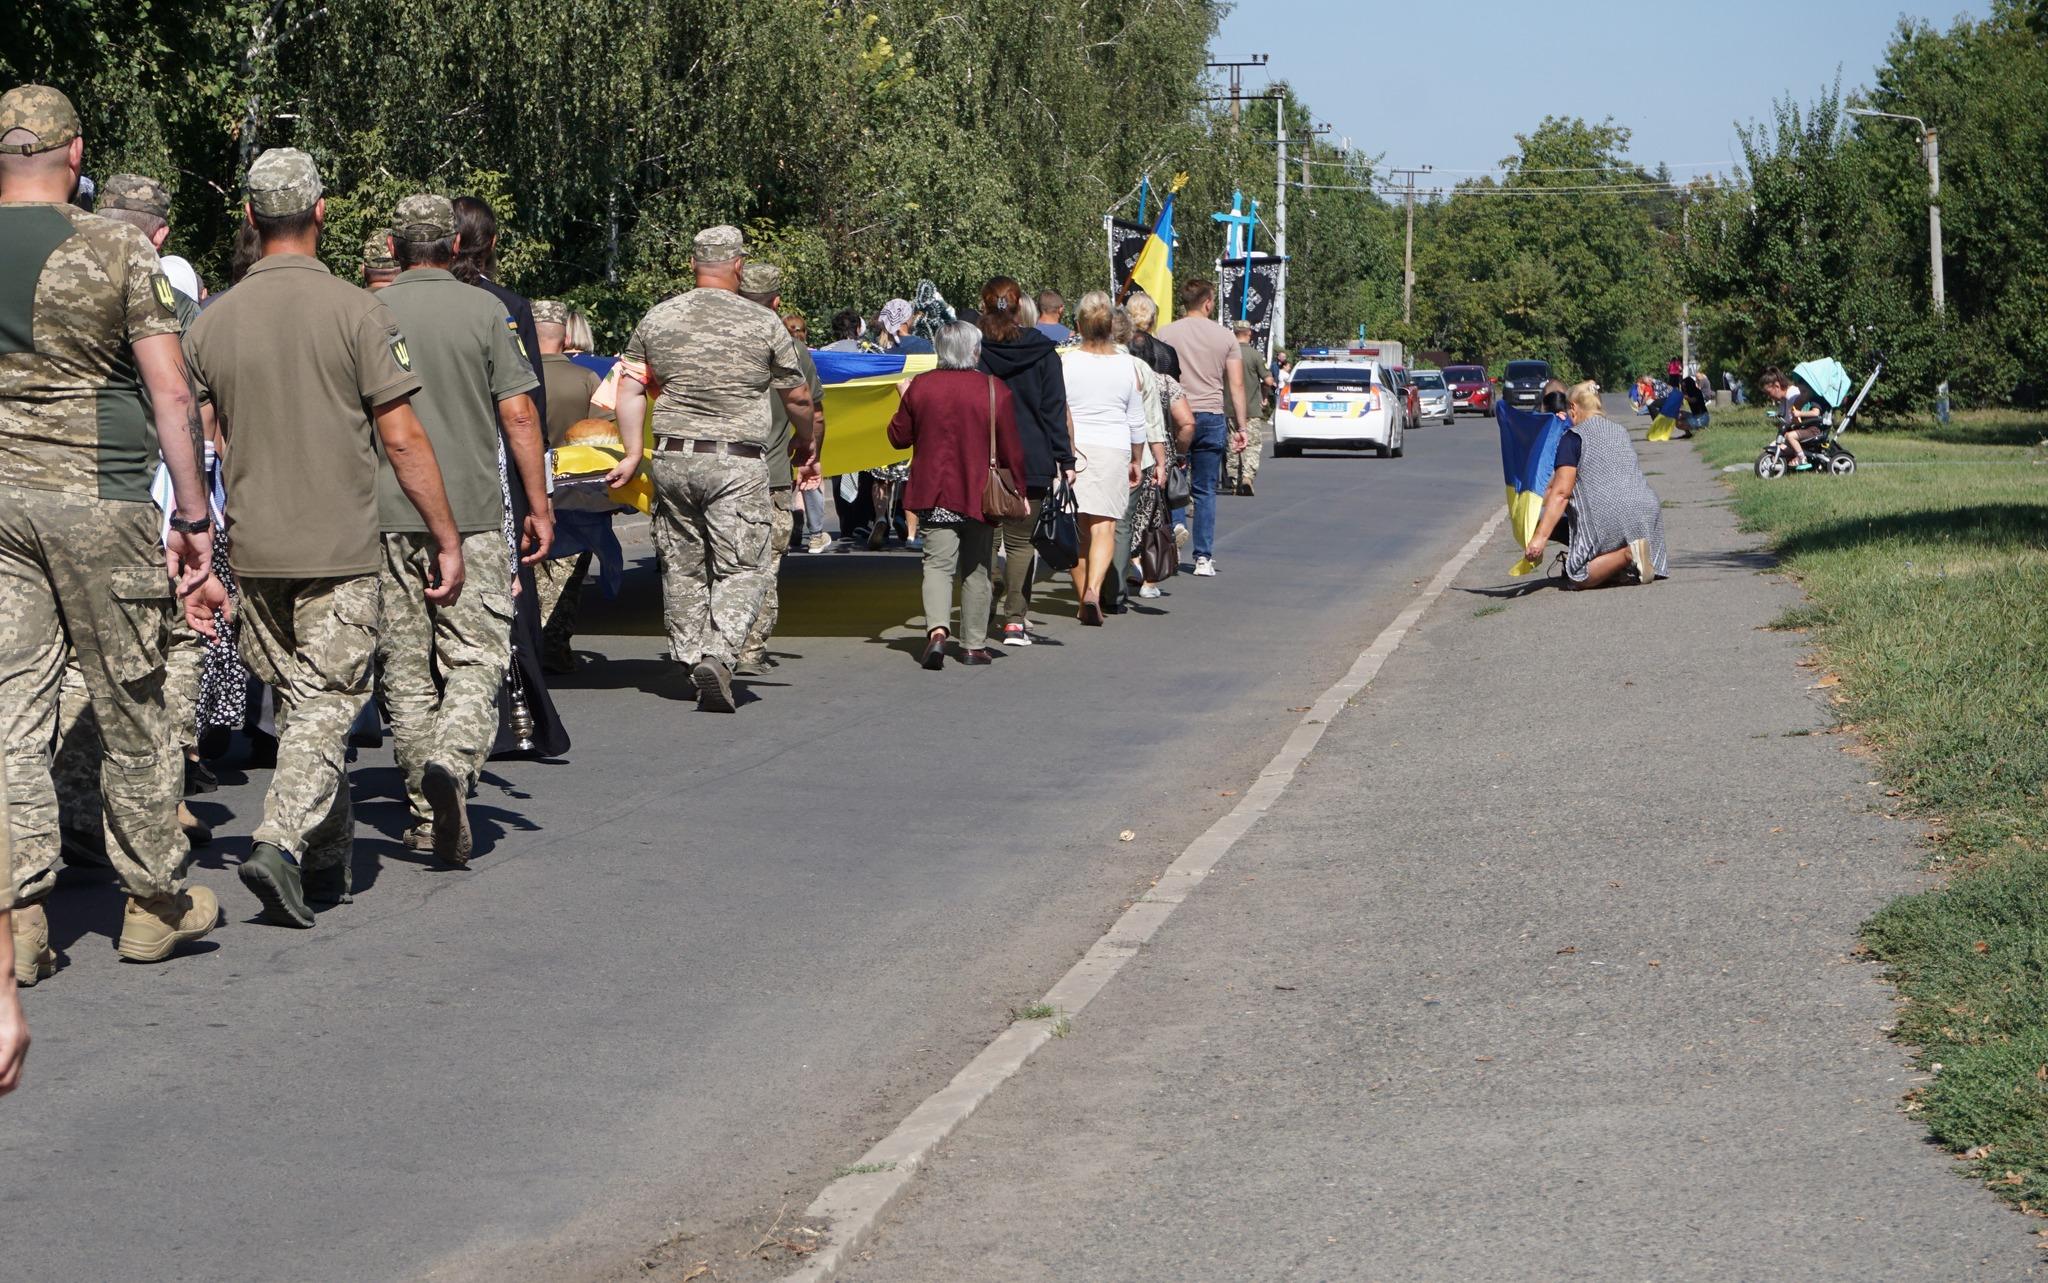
[1034, 289, 1073, 344]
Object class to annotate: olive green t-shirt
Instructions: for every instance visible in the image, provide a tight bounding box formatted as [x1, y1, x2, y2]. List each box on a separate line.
[540, 351, 605, 445]
[0, 203, 184, 503]
[183, 253, 421, 578]
[622, 286, 803, 447]
[1238, 341, 1268, 421]
[764, 342, 822, 488]
[373, 268, 538, 534]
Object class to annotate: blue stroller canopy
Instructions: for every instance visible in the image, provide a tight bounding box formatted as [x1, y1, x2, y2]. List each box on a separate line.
[1793, 358, 1854, 409]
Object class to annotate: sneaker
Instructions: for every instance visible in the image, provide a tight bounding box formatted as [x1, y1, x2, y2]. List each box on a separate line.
[1627, 537, 1654, 584]
[1173, 524, 1191, 553]
[806, 532, 831, 554]
[12, 903, 54, 986]
[1001, 622, 1032, 648]
[302, 860, 353, 906]
[239, 841, 314, 928]
[117, 885, 220, 962]
[1138, 584, 1163, 599]
[178, 800, 212, 848]
[421, 761, 473, 867]
[691, 659, 737, 713]
[1193, 557, 1217, 577]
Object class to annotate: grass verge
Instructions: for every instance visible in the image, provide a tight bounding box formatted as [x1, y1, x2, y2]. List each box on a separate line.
[1694, 405, 2048, 1213]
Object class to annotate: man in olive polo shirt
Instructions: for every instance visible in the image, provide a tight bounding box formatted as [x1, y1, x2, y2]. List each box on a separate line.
[735, 261, 824, 677]
[183, 149, 466, 928]
[374, 193, 548, 867]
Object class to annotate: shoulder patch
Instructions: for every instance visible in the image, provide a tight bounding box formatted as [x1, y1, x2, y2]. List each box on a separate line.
[151, 272, 177, 316]
[390, 334, 412, 371]
[506, 315, 529, 361]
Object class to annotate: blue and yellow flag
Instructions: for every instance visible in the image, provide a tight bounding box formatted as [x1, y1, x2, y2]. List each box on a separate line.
[1127, 190, 1176, 325]
[812, 349, 938, 476]
[1646, 386, 1683, 443]
[1498, 403, 1567, 575]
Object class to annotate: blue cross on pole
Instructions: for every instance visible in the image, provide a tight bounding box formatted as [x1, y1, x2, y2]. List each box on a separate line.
[1212, 190, 1257, 261]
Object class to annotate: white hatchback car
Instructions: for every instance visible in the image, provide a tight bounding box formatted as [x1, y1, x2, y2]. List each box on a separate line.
[1272, 358, 1405, 458]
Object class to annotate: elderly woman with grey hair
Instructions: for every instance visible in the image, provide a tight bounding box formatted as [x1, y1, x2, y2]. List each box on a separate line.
[887, 322, 1030, 667]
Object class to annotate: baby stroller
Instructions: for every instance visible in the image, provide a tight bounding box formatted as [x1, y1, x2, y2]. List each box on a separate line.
[1754, 355, 1882, 480]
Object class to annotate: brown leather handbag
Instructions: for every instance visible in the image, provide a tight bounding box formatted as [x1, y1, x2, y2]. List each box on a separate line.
[980, 374, 1030, 520]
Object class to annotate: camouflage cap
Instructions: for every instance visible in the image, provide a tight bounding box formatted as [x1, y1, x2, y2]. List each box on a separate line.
[0, 85, 81, 156]
[101, 173, 171, 221]
[246, 147, 322, 217]
[391, 193, 454, 242]
[691, 224, 745, 264]
[361, 228, 398, 270]
[738, 262, 782, 297]
[531, 299, 569, 327]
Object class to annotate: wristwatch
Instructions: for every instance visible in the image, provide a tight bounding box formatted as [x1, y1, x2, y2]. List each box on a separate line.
[168, 513, 213, 535]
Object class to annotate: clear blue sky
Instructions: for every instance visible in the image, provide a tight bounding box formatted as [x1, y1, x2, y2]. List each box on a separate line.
[1211, 0, 1988, 188]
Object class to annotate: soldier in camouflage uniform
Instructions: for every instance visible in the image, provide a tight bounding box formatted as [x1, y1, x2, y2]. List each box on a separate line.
[183, 149, 464, 927]
[362, 227, 399, 290]
[1229, 320, 1269, 496]
[372, 194, 547, 866]
[735, 262, 825, 676]
[616, 226, 818, 712]
[1, 763, 28, 1091]
[529, 298, 604, 674]
[0, 85, 223, 976]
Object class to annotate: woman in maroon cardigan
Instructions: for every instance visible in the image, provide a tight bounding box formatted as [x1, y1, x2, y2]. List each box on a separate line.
[887, 321, 1030, 669]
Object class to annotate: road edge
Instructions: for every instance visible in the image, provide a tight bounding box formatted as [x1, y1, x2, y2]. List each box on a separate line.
[778, 506, 1510, 1282]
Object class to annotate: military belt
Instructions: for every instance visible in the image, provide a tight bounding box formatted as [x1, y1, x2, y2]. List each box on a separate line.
[654, 438, 765, 460]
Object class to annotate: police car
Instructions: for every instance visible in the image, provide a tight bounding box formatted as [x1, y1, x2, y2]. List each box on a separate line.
[1272, 348, 1406, 458]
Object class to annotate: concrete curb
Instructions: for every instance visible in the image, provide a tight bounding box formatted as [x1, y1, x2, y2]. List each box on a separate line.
[777, 507, 1510, 1282]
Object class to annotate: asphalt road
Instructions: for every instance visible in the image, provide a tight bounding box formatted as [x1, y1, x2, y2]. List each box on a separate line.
[1, 418, 1502, 1283]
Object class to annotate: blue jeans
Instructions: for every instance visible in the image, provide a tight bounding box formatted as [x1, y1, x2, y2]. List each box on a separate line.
[1185, 412, 1228, 560]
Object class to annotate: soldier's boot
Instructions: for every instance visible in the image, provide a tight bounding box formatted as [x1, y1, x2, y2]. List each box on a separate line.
[421, 762, 472, 869]
[178, 801, 212, 848]
[302, 860, 353, 907]
[116, 885, 220, 962]
[734, 651, 774, 677]
[691, 660, 737, 714]
[239, 842, 315, 929]
[12, 904, 56, 986]
[401, 822, 433, 853]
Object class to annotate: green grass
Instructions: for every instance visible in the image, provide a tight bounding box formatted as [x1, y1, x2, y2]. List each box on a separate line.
[1696, 407, 2048, 1212]
[1011, 1002, 1057, 1022]
[1473, 604, 1506, 618]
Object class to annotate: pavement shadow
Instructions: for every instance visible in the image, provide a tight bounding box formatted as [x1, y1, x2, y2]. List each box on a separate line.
[1458, 578, 1560, 600]
[1667, 547, 1778, 573]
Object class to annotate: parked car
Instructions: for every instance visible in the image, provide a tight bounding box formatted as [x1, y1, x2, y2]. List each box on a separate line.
[1501, 359, 1552, 411]
[1408, 368, 1454, 426]
[1390, 367, 1418, 432]
[1443, 363, 1492, 415]
[1273, 358, 1406, 458]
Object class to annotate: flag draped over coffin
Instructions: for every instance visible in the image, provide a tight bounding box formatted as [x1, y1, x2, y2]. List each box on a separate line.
[1497, 402, 1567, 576]
[812, 349, 937, 477]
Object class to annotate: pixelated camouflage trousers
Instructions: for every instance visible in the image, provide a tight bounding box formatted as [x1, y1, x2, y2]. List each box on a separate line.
[533, 552, 588, 670]
[53, 611, 206, 856]
[238, 573, 379, 869]
[0, 485, 186, 904]
[378, 529, 512, 823]
[1227, 418, 1264, 489]
[650, 452, 774, 669]
[738, 490, 795, 666]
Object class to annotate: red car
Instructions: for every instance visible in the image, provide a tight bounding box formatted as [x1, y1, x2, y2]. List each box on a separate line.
[1396, 368, 1421, 429]
[1443, 363, 1492, 416]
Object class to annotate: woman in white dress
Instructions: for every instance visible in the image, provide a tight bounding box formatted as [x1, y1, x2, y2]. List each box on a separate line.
[1058, 291, 1147, 625]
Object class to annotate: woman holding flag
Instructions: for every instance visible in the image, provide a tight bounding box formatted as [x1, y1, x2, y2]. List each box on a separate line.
[1523, 382, 1667, 589]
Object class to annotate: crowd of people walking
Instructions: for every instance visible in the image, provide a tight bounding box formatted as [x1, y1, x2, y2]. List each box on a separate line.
[0, 84, 1281, 1092]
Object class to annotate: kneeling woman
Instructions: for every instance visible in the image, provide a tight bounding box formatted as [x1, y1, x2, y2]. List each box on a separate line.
[1525, 381, 1668, 588]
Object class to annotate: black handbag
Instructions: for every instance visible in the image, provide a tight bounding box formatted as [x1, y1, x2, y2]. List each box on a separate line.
[1164, 456, 1192, 507]
[1032, 476, 1081, 572]
[1137, 498, 1179, 583]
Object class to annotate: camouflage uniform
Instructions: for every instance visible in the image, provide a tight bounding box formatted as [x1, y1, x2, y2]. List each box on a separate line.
[736, 261, 820, 671]
[0, 88, 192, 907]
[625, 227, 804, 673]
[1230, 338, 1266, 491]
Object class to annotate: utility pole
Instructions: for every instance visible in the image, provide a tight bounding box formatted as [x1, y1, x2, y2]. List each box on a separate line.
[1386, 166, 1432, 325]
[1274, 111, 1287, 356]
[1205, 54, 1268, 130]
[1849, 106, 1947, 419]
[1679, 196, 1691, 374]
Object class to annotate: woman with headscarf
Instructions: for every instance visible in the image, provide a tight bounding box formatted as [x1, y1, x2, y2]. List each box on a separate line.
[1524, 382, 1667, 588]
[976, 275, 1073, 646]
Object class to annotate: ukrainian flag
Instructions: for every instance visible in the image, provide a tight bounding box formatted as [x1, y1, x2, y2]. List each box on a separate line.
[1126, 192, 1176, 325]
[1647, 386, 1683, 442]
[1497, 402, 1567, 575]
[811, 349, 937, 476]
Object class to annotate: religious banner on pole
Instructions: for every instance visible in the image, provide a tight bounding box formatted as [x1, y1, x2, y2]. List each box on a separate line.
[1107, 217, 1150, 296]
[1217, 255, 1287, 350]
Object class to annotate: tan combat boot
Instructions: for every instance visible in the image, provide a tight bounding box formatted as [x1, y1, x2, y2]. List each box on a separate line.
[116, 885, 220, 962]
[12, 903, 56, 986]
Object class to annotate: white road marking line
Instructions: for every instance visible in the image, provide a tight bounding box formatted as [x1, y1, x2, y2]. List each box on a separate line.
[777, 506, 1510, 1282]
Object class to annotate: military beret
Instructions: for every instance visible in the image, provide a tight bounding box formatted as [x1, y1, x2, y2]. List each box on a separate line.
[692, 224, 745, 264]
[246, 148, 322, 217]
[391, 193, 454, 242]
[101, 173, 171, 221]
[361, 228, 398, 270]
[738, 262, 782, 296]
[0, 85, 81, 156]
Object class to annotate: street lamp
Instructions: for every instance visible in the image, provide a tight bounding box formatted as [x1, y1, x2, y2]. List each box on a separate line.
[1848, 106, 1947, 420]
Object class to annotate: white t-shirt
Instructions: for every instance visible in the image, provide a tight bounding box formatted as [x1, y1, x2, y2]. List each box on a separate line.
[1061, 349, 1147, 453]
